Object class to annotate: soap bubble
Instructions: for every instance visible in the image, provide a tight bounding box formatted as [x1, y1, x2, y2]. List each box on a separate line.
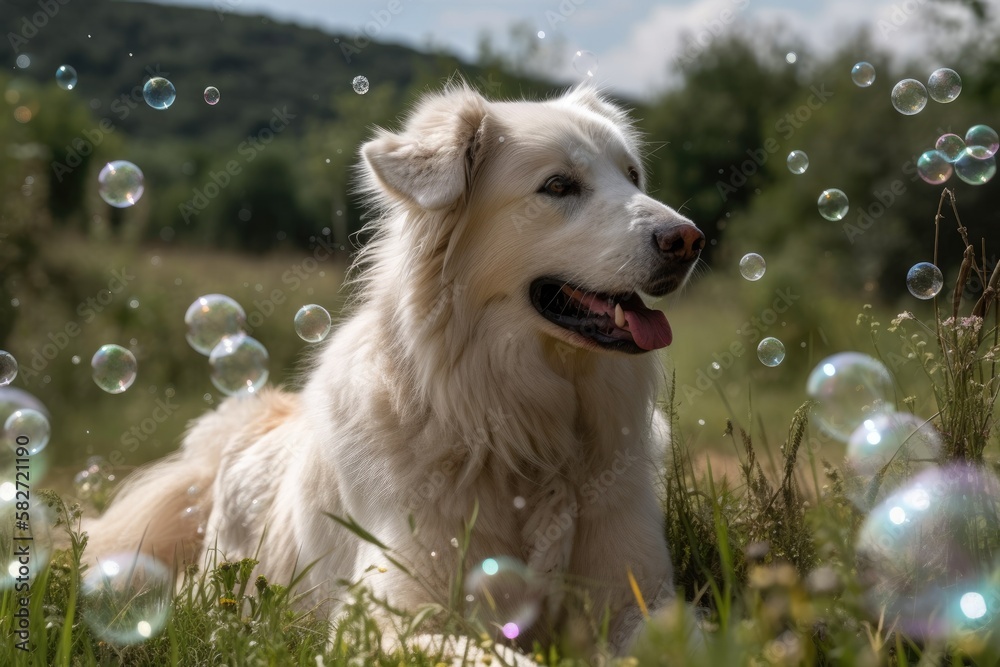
[91, 344, 137, 394]
[203, 86, 220, 105]
[82, 552, 172, 645]
[15, 55, 29, 69]
[294, 304, 332, 343]
[185, 294, 247, 356]
[0, 498, 55, 590]
[786, 150, 809, 174]
[4, 409, 50, 455]
[817, 188, 849, 221]
[209, 334, 269, 396]
[55, 64, 77, 90]
[845, 412, 942, 508]
[739, 253, 766, 281]
[74, 456, 114, 501]
[806, 353, 894, 441]
[352, 75, 369, 95]
[906, 262, 944, 299]
[464, 557, 541, 642]
[98, 160, 144, 208]
[891, 79, 928, 115]
[935, 133, 966, 162]
[916, 150, 952, 185]
[851, 61, 875, 87]
[927, 67, 961, 103]
[572, 50, 599, 78]
[955, 153, 997, 186]
[0, 352, 16, 386]
[857, 464, 1000, 639]
[965, 125, 999, 159]
[757, 337, 785, 367]
[142, 77, 176, 110]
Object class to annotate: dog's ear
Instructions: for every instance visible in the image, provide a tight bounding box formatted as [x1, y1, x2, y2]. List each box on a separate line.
[362, 87, 488, 211]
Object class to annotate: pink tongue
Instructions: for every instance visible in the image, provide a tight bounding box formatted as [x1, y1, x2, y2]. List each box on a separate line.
[623, 305, 673, 351]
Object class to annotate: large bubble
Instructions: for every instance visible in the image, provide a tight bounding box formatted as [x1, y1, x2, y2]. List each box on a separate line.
[965, 125, 999, 159]
[906, 262, 944, 299]
[935, 133, 966, 163]
[185, 294, 247, 356]
[806, 353, 894, 441]
[98, 160, 144, 208]
[817, 188, 849, 221]
[294, 304, 332, 343]
[786, 150, 809, 174]
[739, 253, 766, 281]
[572, 50, 599, 78]
[916, 150, 952, 185]
[757, 337, 785, 367]
[927, 67, 962, 103]
[82, 552, 173, 644]
[851, 61, 876, 87]
[4, 409, 51, 455]
[0, 351, 16, 387]
[209, 334, 269, 396]
[91, 344, 138, 394]
[857, 464, 1000, 639]
[464, 557, 542, 643]
[891, 79, 928, 115]
[142, 77, 176, 110]
[845, 412, 942, 508]
[955, 153, 997, 186]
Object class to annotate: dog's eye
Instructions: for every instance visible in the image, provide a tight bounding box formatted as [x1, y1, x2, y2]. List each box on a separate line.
[627, 167, 640, 187]
[540, 175, 578, 197]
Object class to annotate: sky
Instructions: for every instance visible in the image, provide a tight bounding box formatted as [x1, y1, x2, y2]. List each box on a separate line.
[157, 0, 987, 99]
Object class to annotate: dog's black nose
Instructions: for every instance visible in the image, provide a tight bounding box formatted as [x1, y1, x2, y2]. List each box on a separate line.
[653, 223, 705, 262]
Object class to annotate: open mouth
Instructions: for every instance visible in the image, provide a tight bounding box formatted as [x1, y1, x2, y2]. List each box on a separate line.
[530, 278, 672, 353]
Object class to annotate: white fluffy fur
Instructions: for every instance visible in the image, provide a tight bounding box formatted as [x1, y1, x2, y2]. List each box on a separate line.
[85, 84, 702, 662]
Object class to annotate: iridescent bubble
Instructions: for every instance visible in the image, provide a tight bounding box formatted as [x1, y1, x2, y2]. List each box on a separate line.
[846, 412, 942, 507]
[0, 351, 16, 386]
[572, 50, 599, 78]
[927, 67, 961, 103]
[891, 79, 928, 115]
[851, 61, 875, 87]
[817, 188, 849, 221]
[806, 353, 894, 441]
[74, 456, 115, 507]
[856, 464, 1000, 639]
[906, 262, 943, 299]
[739, 253, 766, 281]
[294, 304, 332, 343]
[786, 150, 808, 174]
[91, 344, 137, 394]
[98, 160, 144, 208]
[955, 153, 997, 186]
[352, 75, 369, 95]
[4, 408, 50, 454]
[203, 86, 220, 105]
[208, 334, 269, 396]
[55, 64, 77, 90]
[82, 552, 172, 645]
[0, 498, 54, 590]
[757, 337, 785, 367]
[916, 150, 952, 185]
[142, 77, 176, 110]
[964, 125, 999, 159]
[464, 557, 541, 643]
[935, 133, 966, 162]
[185, 294, 247, 356]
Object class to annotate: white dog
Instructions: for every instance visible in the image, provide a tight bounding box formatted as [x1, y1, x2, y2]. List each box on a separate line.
[85, 84, 704, 661]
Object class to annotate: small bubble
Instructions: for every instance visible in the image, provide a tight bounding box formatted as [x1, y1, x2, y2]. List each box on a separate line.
[906, 262, 943, 299]
[572, 50, 599, 78]
[739, 253, 766, 281]
[786, 150, 808, 174]
[537, 31, 545, 39]
[785, 52, 797, 64]
[0, 351, 17, 386]
[98, 161, 144, 208]
[698, 419, 705, 426]
[142, 77, 176, 110]
[352, 75, 369, 95]
[4, 409, 50, 454]
[513, 496, 526, 509]
[294, 305, 332, 343]
[851, 61, 876, 87]
[817, 188, 849, 221]
[891, 79, 928, 115]
[15, 54, 30, 69]
[209, 334, 269, 396]
[128, 298, 140, 309]
[91, 344, 138, 394]
[237, 208, 251, 222]
[185, 294, 247, 356]
[757, 337, 785, 367]
[916, 150, 952, 185]
[203, 86, 220, 105]
[450, 537, 459, 548]
[55, 64, 77, 90]
[71, 355, 81, 365]
[926, 67, 961, 103]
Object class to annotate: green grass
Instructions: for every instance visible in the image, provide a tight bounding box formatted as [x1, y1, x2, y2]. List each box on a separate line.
[3, 190, 1000, 665]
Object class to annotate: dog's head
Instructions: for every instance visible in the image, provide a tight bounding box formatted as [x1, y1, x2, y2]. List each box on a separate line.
[360, 85, 704, 356]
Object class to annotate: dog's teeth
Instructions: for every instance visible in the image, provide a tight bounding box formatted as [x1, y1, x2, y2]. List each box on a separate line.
[614, 303, 626, 328]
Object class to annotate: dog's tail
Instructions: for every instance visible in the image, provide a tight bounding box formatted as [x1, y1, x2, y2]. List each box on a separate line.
[83, 388, 296, 572]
